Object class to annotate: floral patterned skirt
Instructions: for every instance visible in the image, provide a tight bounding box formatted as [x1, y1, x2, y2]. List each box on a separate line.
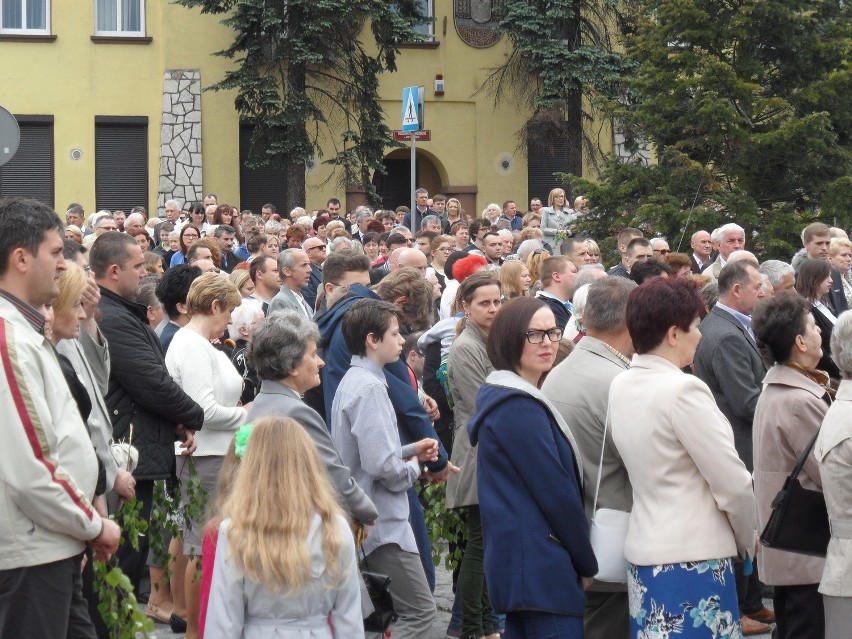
[627, 558, 743, 638]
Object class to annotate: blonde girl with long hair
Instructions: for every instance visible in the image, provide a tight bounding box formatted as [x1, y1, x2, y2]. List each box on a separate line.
[526, 248, 551, 295]
[499, 260, 532, 300]
[205, 417, 363, 638]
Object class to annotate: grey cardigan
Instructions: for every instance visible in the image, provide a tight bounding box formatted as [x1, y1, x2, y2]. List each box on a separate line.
[247, 379, 378, 525]
[55, 333, 119, 492]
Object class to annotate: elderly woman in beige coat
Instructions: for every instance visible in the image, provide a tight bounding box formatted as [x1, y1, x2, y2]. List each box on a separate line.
[752, 292, 830, 639]
[815, 310, 852, 639]
[446, 272, 501, 639]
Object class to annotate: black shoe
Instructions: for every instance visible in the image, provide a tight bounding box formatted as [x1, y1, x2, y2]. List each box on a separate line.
[170, 614, 187, 633]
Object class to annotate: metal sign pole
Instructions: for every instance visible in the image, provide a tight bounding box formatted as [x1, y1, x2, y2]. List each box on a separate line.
[410, 132, 416, 235]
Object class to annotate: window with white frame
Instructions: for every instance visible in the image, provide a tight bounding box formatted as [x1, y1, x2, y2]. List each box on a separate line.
[95, 0, 145, 36]
[412, 0, 433, 38]
[0, 0, 50, 34]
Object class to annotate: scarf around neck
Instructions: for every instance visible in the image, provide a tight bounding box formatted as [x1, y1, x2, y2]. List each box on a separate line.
[783, 360, 836, 401]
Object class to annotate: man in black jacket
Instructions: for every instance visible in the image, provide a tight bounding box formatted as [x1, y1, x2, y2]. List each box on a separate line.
[90, 232, 204, 593]
[214, 224, 244, 273]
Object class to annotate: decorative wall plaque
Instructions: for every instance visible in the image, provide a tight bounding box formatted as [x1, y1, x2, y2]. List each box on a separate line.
[454, 0, 504, 48]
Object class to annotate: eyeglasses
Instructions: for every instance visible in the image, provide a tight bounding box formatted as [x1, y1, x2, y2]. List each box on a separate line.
[183, 233, 199, 239]
[437, 246, 452, 252]
[308, 245, 327, 251]
[100, 226, 118, 231]
[655, 249, 671, 255]
[525, 328, 563, 344]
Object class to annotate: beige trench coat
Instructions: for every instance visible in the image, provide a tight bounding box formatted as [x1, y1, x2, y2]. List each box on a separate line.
[753, 364, 827, 585]
[815, 380, 852, 596]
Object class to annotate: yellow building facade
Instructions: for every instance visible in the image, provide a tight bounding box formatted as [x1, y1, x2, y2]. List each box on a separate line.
[0, 0, 615, 217]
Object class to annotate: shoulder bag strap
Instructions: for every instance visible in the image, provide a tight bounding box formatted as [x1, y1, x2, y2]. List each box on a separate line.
[788, 391, 832, 480]
[591, 410, 609, 513]
[787, 427, 821, 481]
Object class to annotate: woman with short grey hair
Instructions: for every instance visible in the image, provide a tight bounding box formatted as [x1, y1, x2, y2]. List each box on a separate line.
[246, 311, 378, 525]
[816, 310, 852, 638]
[250, 310, 320, 380]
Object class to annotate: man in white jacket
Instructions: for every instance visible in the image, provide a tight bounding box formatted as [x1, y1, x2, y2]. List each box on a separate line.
[0, 197, 121, 638]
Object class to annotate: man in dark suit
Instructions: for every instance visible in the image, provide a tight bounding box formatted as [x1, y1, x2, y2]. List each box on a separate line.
[352, 209, 375, 244]
[800, 222, 849, 315]
[690, 229, 713, 274]
[693, 261, 773, 635]
[301, 237, 325, 311]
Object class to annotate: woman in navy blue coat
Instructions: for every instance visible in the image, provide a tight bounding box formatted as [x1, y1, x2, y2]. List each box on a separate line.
[469, 297, 597, 638]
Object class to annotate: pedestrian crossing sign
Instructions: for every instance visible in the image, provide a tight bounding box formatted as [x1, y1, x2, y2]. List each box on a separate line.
[402, 86, 420, 132]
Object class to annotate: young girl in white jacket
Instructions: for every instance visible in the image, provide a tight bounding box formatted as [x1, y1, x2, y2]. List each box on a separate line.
[205, 416, 363, 639]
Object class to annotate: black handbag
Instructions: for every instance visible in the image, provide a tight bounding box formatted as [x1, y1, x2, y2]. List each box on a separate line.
[759, 428, 830, 557]
[357, 527, 398, 633]
[361, 569, 398, 633]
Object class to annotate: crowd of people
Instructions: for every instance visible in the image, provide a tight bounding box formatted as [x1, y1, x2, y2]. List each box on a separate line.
[3, 188, 852, 639]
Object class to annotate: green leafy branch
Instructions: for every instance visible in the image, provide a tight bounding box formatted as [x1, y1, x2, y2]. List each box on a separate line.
[422, 483, 465, 572]
[149, 480, 183, 587]
[93, 497, 154, 639]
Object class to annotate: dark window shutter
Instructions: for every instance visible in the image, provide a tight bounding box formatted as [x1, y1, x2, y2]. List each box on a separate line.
[95, 117, 148, 212]
[0, 116, 54, 208]
[527, 136, 572, 206]
[239, 124, 287, 213]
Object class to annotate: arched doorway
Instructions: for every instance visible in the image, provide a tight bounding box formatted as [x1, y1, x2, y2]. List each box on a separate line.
[373, 148, 447, 210]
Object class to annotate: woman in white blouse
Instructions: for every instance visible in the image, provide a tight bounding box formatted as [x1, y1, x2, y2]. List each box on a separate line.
[165, 272, 250, 639]
[796, 258, 841, 380]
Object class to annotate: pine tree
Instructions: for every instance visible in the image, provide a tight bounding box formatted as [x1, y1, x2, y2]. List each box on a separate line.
[483, 0, 636, 176]
[572, 0, 852, 262]
[175, 0, 427, 209]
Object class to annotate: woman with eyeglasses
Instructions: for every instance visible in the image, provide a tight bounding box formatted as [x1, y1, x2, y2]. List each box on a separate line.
[609, 278, 755, 639]
[169, 224, 200, 267]
[430, 235, 455, 293]
[540, 188, 577, 255]
[468, 296, 596, 638]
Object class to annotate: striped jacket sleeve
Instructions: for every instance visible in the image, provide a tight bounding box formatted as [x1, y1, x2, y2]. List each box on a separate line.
[0, 320, 102, 541]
